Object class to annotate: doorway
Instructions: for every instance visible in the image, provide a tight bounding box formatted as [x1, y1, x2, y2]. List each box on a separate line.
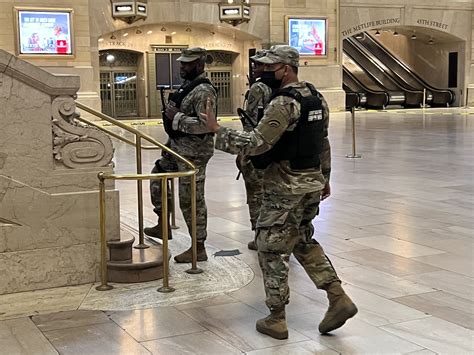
[99, 50, 140, 118]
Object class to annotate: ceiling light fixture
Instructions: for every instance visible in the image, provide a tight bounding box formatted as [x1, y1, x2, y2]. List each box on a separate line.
[411, 33, 417, 40]
[110, 33, 116, 39]
[185, 27, 192, 32]
[123, 32, 128, 37]
[355, 33, 363, 39]
[219, 0, 251, 26]
[374, 30, 381, 36]
[428, 38, 434, 45]
[136, 28, 142, 34]
[147, 30, 153, 34]
[161, 27, 167, 31]
[393, 31, 399, 36]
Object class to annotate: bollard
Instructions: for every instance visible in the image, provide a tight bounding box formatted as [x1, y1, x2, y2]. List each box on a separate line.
[158, 177, 175, 293]
[346, 107, 362, 159]
[96, 174, 113, 291]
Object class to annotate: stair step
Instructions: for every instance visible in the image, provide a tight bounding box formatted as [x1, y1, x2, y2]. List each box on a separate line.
[107, 245, 168, 283]
[108, 228, 135, 261]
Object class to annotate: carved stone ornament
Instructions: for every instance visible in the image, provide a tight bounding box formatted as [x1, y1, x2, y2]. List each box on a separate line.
[52, 96, 114, 169]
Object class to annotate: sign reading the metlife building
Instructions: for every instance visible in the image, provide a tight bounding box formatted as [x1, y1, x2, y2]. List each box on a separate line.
[341, 17, 400, 37]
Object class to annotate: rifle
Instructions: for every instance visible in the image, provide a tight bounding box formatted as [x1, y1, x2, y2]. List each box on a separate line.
[159, 86, 175, 137]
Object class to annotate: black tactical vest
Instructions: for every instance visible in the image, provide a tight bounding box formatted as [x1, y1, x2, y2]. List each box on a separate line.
[163, 77, 216, 138]
[251, 83, 326, 170]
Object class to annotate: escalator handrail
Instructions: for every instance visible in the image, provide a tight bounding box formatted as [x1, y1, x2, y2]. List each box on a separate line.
[347, 37, 423, 95]
[343, 67, 390, 105]
[344, 43, 398, 93]
[361, 32, 454, 103]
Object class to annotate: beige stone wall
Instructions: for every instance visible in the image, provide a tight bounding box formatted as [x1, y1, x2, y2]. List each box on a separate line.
[269, 0, 344, 109]
[0, 0, 100, 109]
[470, 10, 474, 106]
[0, 50, 119, 294]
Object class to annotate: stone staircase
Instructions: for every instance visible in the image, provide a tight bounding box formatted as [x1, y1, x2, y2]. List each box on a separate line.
[107, 227, 167, 283]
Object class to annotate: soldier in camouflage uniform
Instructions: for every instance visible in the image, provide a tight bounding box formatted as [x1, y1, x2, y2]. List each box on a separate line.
[145, 47, 217, 263]
[237, 50, 272, 250]
[201, 46, 357, 339]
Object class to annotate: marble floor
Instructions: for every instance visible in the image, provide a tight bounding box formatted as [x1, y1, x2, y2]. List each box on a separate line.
[2, 108, 474, 354]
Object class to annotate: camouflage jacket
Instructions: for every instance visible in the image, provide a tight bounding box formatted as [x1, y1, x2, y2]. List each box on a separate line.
[242, 80, 272, 131]
[169, 72, 217, 158]
[215, 81, 331, 194]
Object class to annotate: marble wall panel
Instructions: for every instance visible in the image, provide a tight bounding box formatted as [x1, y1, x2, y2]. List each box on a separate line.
[0, 243, 99, 295]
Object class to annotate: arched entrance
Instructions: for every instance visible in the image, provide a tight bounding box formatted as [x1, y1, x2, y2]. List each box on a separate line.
[99, 49, 142, 118]
[340, 5, 471, 107]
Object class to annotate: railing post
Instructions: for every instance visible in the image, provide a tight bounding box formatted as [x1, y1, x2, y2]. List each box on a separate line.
[158, 177, 175, 293]
[96, 173, 113, 291]
[346, 107, 362, 159]
[135, 135, 148, 249]
[170, 178, 179, 230]
[186, 173, 203, 274]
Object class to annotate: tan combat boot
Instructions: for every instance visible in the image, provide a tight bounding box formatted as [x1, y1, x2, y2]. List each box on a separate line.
[256, 307, 288, 339]
[144, 215, 173, 240]
[174, 242, 208, 263]
[319, 281, 358, 334]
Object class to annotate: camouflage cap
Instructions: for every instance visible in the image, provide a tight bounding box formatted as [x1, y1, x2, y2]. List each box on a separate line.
[250, 49, 266, 61]
[177, 47, 207, 62]
[256, 45, 299, 67]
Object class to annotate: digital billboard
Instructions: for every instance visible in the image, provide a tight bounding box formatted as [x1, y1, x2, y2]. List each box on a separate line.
[287, 17, 327, 57]
[15, 8, 73, 56]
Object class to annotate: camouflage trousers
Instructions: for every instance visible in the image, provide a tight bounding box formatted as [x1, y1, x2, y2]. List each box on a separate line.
[150, 152, 211, 242]
[256, 190, 340, 310]
[236, 154, 264, 230]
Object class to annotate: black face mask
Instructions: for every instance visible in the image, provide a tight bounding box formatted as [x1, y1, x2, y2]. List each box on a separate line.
[260, 70, 283, 89]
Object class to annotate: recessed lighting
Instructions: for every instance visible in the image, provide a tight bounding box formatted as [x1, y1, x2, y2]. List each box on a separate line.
[123, 32, 128, 37]
[98, 38, 104, 42]
[147, 30, 153, 34]
[171, 31, 176, 35]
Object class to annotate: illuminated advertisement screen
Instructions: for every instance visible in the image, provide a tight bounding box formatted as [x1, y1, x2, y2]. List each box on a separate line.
[288, 17, 327, 56]
[16, 9, 73, 56]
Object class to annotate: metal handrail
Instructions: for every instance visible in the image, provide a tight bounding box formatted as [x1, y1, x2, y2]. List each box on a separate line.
[75, 102, 203, 292]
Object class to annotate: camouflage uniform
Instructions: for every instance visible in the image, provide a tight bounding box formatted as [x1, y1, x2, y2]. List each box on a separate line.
[215, 81, 340, 311]
[238, 80, 272, 230]
[150, 70, 216, 242]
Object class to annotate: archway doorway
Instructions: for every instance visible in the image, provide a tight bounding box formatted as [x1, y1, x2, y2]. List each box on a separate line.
[99, 50, 141, 118]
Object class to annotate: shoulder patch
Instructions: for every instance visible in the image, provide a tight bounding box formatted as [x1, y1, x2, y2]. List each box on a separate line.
[267, 120, 281, 128]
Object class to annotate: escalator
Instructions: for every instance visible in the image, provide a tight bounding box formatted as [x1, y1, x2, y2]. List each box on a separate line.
[343, 55, 389, 109]
[354, 32, 455, 107]
[344, 37, 424, 108]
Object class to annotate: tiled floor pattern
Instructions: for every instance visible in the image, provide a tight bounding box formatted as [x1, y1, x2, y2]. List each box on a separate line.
[1, 108, 473, 354]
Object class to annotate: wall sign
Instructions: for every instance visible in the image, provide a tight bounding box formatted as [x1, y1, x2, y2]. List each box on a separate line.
[286, 16, 328, 57]
[14, 7, 74, 56]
